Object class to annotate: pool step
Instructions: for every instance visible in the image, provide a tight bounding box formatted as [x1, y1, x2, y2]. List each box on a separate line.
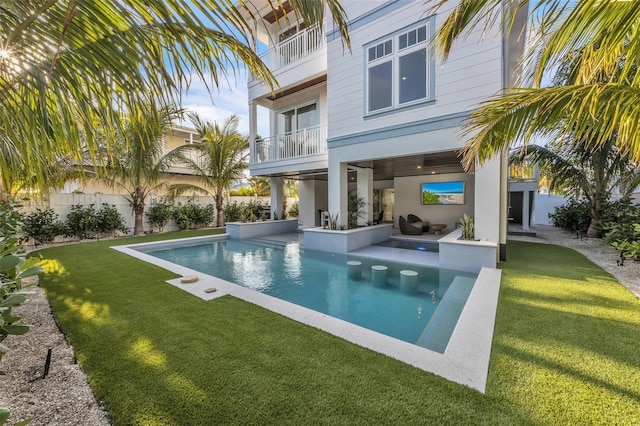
[416, 276, 476, 353]
[245, 238, 292, 249]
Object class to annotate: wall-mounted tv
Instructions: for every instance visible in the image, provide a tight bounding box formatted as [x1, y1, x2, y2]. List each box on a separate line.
[421, 181, 465, 205]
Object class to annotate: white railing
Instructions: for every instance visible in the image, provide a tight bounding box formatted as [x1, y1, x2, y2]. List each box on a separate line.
[250, 22, 325, 81]
[163, 148, 207, 171]
[252, 124, 328, 164]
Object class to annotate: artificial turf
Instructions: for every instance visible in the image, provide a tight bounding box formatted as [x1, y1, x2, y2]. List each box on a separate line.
[34, 231, 640, 425]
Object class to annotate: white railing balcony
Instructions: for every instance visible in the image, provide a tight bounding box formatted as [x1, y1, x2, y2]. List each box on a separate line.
[252, 124, 328, 165]
[163, 148, 207, 172]
[250, 22, 325, 81]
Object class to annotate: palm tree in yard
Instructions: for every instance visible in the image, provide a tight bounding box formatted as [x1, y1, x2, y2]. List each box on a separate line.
[0, 0, 350, 200]
[98, 102, 182, 236]
[512, 141, 639, 237]
[168, 113, 248, 228]
[429, 0, 640, 169]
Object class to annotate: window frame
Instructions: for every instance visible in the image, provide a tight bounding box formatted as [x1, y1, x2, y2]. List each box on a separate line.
[363, 17, 435, 117]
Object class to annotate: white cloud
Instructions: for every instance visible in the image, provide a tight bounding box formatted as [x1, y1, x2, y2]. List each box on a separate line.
[179, 70, 269, 137]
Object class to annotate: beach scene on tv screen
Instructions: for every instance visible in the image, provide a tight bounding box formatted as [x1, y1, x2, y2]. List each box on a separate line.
[421, 181, 464, 205]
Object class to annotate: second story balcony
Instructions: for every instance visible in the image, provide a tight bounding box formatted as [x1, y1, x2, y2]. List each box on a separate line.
[251, 22, 324, 80]
[251, 124, 328, 165]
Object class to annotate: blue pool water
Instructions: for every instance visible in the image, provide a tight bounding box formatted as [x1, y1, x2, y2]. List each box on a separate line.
[135, 237, 477, 353]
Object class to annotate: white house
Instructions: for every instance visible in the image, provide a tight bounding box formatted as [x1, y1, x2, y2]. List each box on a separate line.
[241, 0, 527, 263]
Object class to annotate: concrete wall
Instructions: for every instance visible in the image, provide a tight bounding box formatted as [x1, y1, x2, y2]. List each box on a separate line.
[533, 193, 567, 226]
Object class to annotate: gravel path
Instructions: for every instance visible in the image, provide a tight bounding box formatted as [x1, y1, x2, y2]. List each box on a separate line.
[0, 226, 637, 425]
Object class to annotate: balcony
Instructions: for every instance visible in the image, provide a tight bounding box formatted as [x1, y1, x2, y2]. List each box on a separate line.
[250, 22, 325, 82]
[251, 124, 328, 165]
[163, 148, 206, 174]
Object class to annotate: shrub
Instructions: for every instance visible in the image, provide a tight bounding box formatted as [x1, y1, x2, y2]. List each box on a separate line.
[223, 200, 263, 223]
[147, 198, 174, 232]
[65, 204, 98, 239]
[95, 203, 128, 237]
[548, 198, 591, 233]
[226, 187, 255, 196]
[289, 202, 299, 218]
[172, 200, 215, 230]
[22, 208, 67, 245]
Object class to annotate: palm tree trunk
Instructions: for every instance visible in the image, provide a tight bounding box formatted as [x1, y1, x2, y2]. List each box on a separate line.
[215, 194, 224, 228]
[587, 192, 604, 237]
[134, 208, 145, 236]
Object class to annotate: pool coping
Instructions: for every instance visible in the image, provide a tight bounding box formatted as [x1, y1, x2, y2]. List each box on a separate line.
[112, 234, 501, 393]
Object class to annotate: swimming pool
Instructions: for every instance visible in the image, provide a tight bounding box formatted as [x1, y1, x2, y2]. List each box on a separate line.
[134, 237, 477, 353]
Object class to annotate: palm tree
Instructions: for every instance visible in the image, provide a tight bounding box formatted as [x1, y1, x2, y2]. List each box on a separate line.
[97, 102, 182, 236]
[0, 0, 350, 200]
[248, 176, 271, 196]
[430, 0, 640, 169]
[168, 113, 248, 228]
[512, 142, 639, 237]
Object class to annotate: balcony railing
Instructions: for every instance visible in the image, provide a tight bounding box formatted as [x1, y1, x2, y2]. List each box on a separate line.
[163, 148, 207, 171]
[250, 22, 325, 81]
[251, 124, 328, 165]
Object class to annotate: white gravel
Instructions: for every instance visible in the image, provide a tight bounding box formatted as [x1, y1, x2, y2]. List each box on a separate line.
[0, 225, 637, 425]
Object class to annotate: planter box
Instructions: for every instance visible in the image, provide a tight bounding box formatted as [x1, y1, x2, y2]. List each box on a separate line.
[438, 228, 498, 273]
[304, 224, 393, 253]
[226, 219, 299, 240]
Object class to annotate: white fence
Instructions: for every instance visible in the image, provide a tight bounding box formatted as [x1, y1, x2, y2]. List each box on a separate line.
[533, 193, 568, 226]
[19, 193, 298, 236]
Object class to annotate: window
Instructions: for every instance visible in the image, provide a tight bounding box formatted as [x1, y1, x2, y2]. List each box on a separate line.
[365, 22, 432, 114]
[277, 102, 319, 134]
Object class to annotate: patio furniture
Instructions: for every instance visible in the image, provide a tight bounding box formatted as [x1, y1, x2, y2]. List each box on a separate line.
[407, 214, 430, 232]
[399, 216, 423, 235]
[373, 210, 384, 225]
[430, 223, 447, 235]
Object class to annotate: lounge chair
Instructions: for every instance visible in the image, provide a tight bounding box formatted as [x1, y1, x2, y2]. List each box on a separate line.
[407, 214, 430, 232]
[399, 216, 423, 235]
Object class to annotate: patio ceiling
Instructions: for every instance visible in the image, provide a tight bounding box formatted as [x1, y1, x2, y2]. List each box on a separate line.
[262, 151, 465, 181]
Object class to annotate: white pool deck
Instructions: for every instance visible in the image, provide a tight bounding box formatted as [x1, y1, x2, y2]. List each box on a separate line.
[113, 233, 501, 393]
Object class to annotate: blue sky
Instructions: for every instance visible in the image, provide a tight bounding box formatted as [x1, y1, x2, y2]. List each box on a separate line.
[180, 70, 269, 137]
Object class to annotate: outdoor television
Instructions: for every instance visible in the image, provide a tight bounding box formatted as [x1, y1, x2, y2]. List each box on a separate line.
[421, 181, 465, 205]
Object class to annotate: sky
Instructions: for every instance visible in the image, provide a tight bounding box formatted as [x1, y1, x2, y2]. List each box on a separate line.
[179, 70, 269, 138]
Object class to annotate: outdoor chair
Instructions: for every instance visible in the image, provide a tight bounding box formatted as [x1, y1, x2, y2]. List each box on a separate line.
[407, 214, 430, 232]
[399, 216, 423, 235]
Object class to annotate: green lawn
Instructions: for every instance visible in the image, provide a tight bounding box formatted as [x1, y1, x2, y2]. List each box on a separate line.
[34, 231, 640, 425]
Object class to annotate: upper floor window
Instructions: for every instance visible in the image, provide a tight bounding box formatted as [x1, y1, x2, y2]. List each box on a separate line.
[365, 20, 433, 115]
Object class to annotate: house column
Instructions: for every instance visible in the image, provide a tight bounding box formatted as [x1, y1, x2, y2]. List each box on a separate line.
[270, 177, 284, 219]
[249, 101, 257, 162]
[328, 156, 348, 228]
[356, 168, 373, 226]
[475, 156, 501, 244]
[522, 190, 530, 231]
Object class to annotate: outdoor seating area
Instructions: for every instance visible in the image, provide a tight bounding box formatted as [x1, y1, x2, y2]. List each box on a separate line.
[399, 215, 448, 236]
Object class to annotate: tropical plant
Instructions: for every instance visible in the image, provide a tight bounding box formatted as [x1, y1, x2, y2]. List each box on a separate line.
[459, 214, 475, 240]
[172, 200, 215, 230]
[96, 102, 182, 236]
[247, 177, 271, 196]
[65, 204, 98, 240]
[289, 202, 299, 218]
[430, 0, 640, 170]
[511, 140, 639, 237]
[548, 198, 591, 234]
[95, 203, 128, 237]
[348, 189, 368, 229]
[146, 198, 174, 233]
[0, 0, 350, 203]
[21, 208, 67, 245]
[167, 114, 249, 228]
